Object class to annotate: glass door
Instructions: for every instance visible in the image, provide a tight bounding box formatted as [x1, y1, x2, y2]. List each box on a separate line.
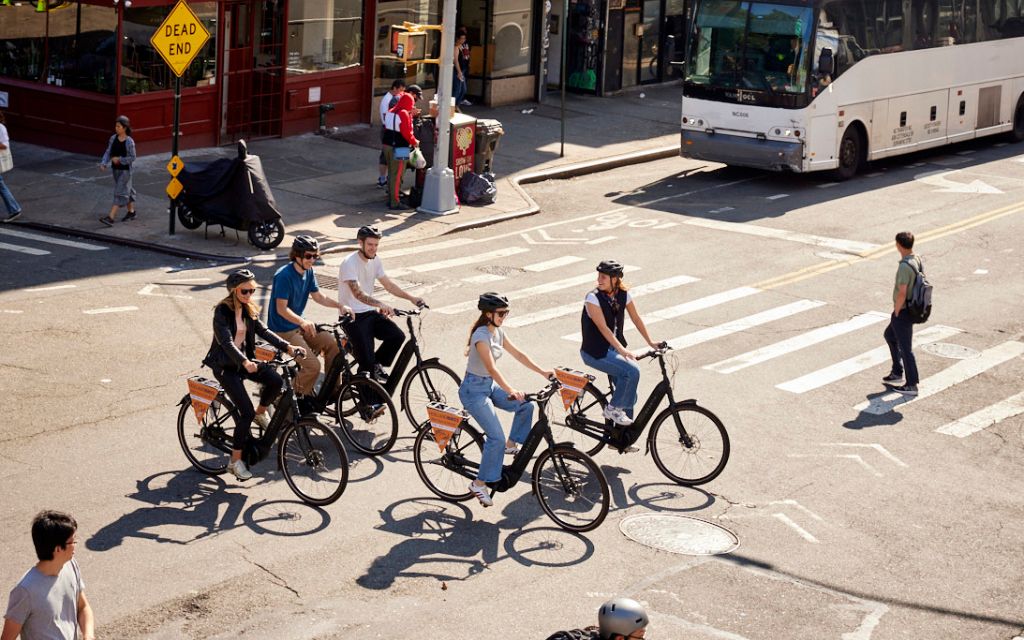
[640, 0, 661, 82]
[219, 0, 284, 144]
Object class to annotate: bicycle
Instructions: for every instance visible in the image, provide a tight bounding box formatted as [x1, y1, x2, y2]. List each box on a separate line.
[177, 353, 349, 506]
[412, 379, 611, 533]
[547, 344, 730, 486]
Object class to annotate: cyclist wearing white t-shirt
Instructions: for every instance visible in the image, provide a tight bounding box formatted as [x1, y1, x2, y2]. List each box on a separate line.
[338, 226, 425, 381]
[579, 260, 661, 427]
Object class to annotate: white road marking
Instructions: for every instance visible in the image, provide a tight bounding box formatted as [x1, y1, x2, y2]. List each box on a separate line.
[661, 299, 825, 352]
[772, 513, 819, 543]
[376, 237, 477, 259]
[2, 310, 24, 314]
[935, 391, 1024, 437]
[705, 311, 888, 374]
[789, 452, 882, 476]
[854, 341, 1024, 415]
[816, 182, 840, 189]
[166, 277, 211, 283]
[767, 499, 824, 521]
[462, 273, 506, 284]
[505, 274, 698, 328]
[561, 287, 762, 342]
[864, 172, 884, 177]
[435, 265, 640, 315]
[83, 306, 139, 315]
[930, 155, 970, 166]
[776, 325, 962, 393]
[906, 162, 926, 168]
[523, 255, 584, 272]
[766, 193, 789, 200]
[25, 284, 76, 292]
[973, 268, 989, 275]
[823, 442, 907, 467]
[138, 284, 193, 299]
[0, 228, 107, 251]
[0, 242, 49, 256]
[915, 169, 1002, 194]
[585, 236, 617, 244]
[956, 149, 976, 155]
[389, 246, 530, 277]
[674, 217, 879, 254]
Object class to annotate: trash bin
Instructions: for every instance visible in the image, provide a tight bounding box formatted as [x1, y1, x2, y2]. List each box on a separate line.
[474, 118, 504, 174]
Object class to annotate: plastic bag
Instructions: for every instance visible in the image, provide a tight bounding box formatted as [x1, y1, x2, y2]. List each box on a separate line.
[458, 172, 497, 205]
[410, 147, 427, 169]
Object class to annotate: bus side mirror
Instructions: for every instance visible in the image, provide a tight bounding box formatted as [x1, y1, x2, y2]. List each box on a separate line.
[818, 47, 835, 75]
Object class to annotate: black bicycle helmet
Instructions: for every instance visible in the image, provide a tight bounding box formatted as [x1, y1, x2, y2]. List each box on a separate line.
[226, 269, 256, 291]
[357, 225, 383, 240]
[477, 292, 509, 311]
[292, 235, 320, 254]
[598, 598, 649, 640]
[596, 260, 624, 278]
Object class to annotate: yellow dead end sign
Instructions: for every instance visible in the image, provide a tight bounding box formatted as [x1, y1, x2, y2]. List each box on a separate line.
[150, 1, 210, 77]
[166, 177, 184, 199]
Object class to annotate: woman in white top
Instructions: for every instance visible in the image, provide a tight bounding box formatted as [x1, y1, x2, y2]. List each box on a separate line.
[0, 111, 23, 223]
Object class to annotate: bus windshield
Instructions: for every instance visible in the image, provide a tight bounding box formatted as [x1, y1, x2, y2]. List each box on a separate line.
[685, 0, 814, 108]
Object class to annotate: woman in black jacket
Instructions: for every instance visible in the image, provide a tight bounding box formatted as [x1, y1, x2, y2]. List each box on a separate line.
[204, 269, 304, 480]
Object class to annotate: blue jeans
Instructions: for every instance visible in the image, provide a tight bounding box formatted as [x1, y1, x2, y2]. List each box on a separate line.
[458, 373, 533, 483]
[0, 173, 21, 215]
[884, 309, 918, 385]
[453, 75, 467, 105]
[581, 347, 641, 417]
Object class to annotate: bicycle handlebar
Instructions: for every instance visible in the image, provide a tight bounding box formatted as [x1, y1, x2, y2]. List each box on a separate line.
[514, 378, 561, 404]
[393, 304, 428, 317]
[638, 342, 672, 361]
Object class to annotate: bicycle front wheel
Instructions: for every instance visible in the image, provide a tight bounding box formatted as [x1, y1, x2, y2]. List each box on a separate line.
[400, 362, 462, 431]
[177, 395, 235, 475]
[532, 446, 609, 533]
[413, 423, 484, 502]
[544, 382, 607, 457]
[649, 403, 730, 486]
[334, 377, 399, 455]
[278, 418, 349, 506]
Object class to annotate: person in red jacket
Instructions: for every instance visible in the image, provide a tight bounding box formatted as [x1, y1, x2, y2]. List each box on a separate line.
[382, 91, 420, 209]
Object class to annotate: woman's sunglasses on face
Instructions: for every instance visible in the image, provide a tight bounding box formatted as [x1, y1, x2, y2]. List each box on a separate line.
[238, 288, 256, 295]
[495, 309, 510, 318]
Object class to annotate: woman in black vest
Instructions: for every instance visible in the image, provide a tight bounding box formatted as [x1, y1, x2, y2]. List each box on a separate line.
[579, 261, 661, 426]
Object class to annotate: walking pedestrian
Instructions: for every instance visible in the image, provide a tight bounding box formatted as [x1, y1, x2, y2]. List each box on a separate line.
[0, 111, 23, 223]
[2, 510, 95, 640]
[98, 115, 137, 227]
[382, 92, 418, 210]
[453, 28, 471, 107]
[883, 231, 921, 396]
[377, 79, 405, 190]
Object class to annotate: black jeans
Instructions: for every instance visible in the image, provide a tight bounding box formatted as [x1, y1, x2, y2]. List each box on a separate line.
[884, 309, 918, 385]
[213, 365, 283, 449]
[347, 311, 404, 373]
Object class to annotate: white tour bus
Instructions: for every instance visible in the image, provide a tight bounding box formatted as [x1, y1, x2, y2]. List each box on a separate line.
[679, 0, 1024, 178]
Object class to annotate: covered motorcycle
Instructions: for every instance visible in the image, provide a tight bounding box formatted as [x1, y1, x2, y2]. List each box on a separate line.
[176, 140, 285, 250]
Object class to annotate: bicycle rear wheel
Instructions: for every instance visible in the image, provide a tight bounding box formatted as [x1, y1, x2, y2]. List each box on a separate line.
[278, 418, 349, 506]
[532, 446, 609, 533]
[400, 362, 462, 431]
[176, 395, 235, 475]
[413, 423, 484, 501]
[649, 403, 730, 486]
[544, 382, 607, 457]
[334, 377, 398, 455]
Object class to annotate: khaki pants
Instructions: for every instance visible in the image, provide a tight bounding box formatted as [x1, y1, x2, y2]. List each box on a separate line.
[278, 328, 341, 396]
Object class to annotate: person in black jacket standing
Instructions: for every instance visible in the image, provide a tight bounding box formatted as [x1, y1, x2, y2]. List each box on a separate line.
[204, 269, 304, 480]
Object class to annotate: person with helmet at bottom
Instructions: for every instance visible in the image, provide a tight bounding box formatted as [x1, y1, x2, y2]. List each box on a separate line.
[268, 235, 353, 415]
[580, 260, 662, 427]
[338, 225, 425, 382]
[204, 270, 305, 480]
[546, 597, 650, 640]
[460, 292, 553, 507]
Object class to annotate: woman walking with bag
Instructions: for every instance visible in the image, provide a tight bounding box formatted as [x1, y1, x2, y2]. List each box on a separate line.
[98, 115, 137, 226]
[0, 111, 23, 223]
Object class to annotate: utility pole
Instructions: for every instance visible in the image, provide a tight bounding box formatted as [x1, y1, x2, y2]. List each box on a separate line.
[417, 0, 460, 216]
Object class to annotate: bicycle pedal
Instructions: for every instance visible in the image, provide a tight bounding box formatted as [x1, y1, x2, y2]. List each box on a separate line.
[618, 446, 640, 454]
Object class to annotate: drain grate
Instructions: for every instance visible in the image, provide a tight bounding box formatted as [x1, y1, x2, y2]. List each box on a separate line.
[619, 514, 738, 556]
[923, 343, 981, 360]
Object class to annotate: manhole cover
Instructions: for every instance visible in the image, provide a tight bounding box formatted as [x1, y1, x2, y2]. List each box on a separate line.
[922, 343, 981, 359]
[619, 514, 738, 556]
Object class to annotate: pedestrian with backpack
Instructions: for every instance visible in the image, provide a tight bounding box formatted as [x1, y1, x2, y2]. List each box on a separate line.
[883, 231, 922, 396]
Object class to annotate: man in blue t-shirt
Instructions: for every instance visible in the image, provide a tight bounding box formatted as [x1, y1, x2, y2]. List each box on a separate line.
[269, 236, 352, 407]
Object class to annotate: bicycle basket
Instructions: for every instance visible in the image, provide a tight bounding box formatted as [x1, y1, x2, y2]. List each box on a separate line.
[425, 402, 467, 451]
[554, 367, 596, 411]
[187, 376, 223, 423]
[254, 342, 275, 362]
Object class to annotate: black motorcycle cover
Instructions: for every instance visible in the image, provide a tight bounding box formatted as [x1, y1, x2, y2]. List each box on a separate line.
[179, 151, 281, 224]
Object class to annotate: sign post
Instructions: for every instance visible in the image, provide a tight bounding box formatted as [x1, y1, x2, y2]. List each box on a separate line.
[149, 0, 210, 235]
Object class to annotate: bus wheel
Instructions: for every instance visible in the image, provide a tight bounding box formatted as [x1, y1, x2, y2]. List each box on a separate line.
[1011, 96, 1024, 143]
[832, 127, 864, 181]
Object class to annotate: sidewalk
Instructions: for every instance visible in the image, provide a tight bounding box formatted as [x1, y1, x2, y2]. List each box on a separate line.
[1, 83, 683, 262]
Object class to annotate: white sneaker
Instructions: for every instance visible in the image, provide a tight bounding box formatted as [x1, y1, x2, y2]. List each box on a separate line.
[603, 405, 633, 426]
[227, 459, 253, 481]
[469, 482, 493, 507]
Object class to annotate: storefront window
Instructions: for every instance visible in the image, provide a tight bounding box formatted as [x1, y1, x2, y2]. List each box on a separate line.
[374, 0, 440, 92]
[491, 0, 533, 77]
[288, 0, 364, 74]
[0, 3, 48, 82]
[121, 3, 217, 95]
[48, 3, 117, 94]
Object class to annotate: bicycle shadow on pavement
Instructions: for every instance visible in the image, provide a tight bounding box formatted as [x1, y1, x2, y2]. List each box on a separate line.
[601, 465, 716, 514]
[356, 495, 594, 590]
[86, 469, 330, 551]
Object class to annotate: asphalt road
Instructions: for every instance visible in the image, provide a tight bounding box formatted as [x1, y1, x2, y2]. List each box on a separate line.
[1, 137, 1023, 640]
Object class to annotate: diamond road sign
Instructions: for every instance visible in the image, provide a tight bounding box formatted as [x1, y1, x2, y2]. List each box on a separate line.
[149, 1, 210, 77]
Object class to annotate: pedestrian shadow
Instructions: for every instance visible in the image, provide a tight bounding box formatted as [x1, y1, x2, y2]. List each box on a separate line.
[86, 469, 330, 551]
[842, 390, 906, 429]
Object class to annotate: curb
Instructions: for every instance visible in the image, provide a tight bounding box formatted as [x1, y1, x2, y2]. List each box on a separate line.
[13, 143, 680, 259]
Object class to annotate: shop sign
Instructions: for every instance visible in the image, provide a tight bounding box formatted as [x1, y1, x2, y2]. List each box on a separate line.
[150, 1, 211, 77]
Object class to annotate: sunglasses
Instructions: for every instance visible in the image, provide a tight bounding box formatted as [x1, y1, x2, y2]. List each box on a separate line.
[495, 309, 510, 318]
[303, 253, 319, 260]
[238, 288, 256, 295]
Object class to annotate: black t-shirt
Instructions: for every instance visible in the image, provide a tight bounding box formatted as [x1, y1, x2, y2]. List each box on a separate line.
[110, 137, 128, 170]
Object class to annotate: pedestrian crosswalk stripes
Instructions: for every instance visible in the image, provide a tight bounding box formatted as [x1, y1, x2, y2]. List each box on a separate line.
[704, 311, 889, 375]
[505, 274, 698, 328]
[854, 341, 1024, 415]
[660, 299, 826, 353]
[0, 228, 108, 251]
[523, 255, 585, 272]
[389, 246, 530, 277]
[776, 325, 962, 394]
[0, 242, 49, 256]
[935, 391, 1024, 437]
